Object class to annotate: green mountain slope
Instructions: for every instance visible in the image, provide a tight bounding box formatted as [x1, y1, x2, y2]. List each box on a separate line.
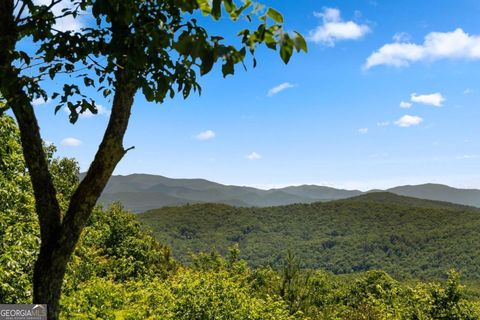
[137, 193, 480, 282]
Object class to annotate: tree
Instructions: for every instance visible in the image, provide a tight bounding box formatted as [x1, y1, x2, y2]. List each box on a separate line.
[0, 113, 80, 304]
[0, 114, 38, 304]
[0, 0, 306, 318]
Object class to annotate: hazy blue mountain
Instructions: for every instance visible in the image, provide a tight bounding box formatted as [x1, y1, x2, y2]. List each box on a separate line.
[386, 183, 480, 208]
[96, 174, 360, 212]
[279, 185, 363, 200]
[99, 192, 186, 212]
[93, 173, 480, 212]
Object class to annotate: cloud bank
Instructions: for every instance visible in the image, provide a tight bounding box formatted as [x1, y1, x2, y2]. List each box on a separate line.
[309, 8, 370, 46]
[365, 28, 480, 69]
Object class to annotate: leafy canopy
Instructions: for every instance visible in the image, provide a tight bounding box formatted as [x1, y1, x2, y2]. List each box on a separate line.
[9, 0, 307, 122]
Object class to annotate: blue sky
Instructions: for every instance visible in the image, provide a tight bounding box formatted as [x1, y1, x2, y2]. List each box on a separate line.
[30, 0, 480, 190]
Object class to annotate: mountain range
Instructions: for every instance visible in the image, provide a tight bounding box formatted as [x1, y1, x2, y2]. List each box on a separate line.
[93, 173, 480, 212]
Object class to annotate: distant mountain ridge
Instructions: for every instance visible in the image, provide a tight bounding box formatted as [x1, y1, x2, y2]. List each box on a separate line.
[385, 183, 480, 208]
[92, 173, 480, 212]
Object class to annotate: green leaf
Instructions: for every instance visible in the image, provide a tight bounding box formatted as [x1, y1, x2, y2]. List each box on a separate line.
[197, 0, 211, 14]
[49, 68, 56, 80]
[143, 85, 154, 102]
[267, 8, 283, 23]
[222, 62, 234, 77]
[212, 0, 222, 19]
[224, 0, 235, 14]
[200, 49, 215, 76]
[280, 42, 293, 64]
[264, 31, 277, 50]
[19, 51, 30, 65]
[293, 32, 308, 53]
[83, 77, 94, 87]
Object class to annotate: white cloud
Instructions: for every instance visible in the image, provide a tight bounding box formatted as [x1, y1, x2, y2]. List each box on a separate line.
[32, 98, 48, 106]
[358, 128, 369, 134]
[395, 115, 423, 127]
[267, 82, 296, 97]
[377, 121, 390, 127]
[308, 8, 370, 46]
[411, 93, 445, 107]
[399, 101, 412, 109]
[195, 130, 216, 141]
[64, 104, 110, 118]
[365, 28, 480, 69]
[33, 0, 85, 32]
[246, 152, 262, 161]
[61, 137, 82, 147]
[81, 105, 110, 118]
[463, 88, 473, 95]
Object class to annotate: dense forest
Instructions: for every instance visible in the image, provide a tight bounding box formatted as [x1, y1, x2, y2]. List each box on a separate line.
[2, 114, 480, 318]
[138, 195, 480, 283]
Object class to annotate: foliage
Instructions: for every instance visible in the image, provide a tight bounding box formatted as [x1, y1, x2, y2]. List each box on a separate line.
[0, 115, 37, 303]
[0, 114, 174, 305]
[26, 0, 308, 122]
[121, 267, 297, 320]
[59, 253, 480, 320]
[64, 203, 175, 291]
[138, 197, 480, 283]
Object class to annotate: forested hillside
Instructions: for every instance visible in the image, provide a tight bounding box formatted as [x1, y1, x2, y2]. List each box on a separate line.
[138, 193, 480, 282]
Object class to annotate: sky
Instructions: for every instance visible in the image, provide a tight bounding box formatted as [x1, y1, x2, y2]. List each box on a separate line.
[27, 0, 480, 191]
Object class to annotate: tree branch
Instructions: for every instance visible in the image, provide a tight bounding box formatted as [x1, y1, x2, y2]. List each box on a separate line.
[17, 0, 61, 23]
[60, 64, 137, 250]
[15, 1, 28, 22]
[10, 94, 63, 241]
[56, 19, 139, 252]
[0, 0, 62, 245]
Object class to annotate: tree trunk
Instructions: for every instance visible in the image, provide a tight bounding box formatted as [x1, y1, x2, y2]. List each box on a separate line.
[31, 73, 137, 319]
[3, 60, 137, 319]
[33, 243, 69, 319]
[1, 4, 138, 317]
[11, 98, 64, 320]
